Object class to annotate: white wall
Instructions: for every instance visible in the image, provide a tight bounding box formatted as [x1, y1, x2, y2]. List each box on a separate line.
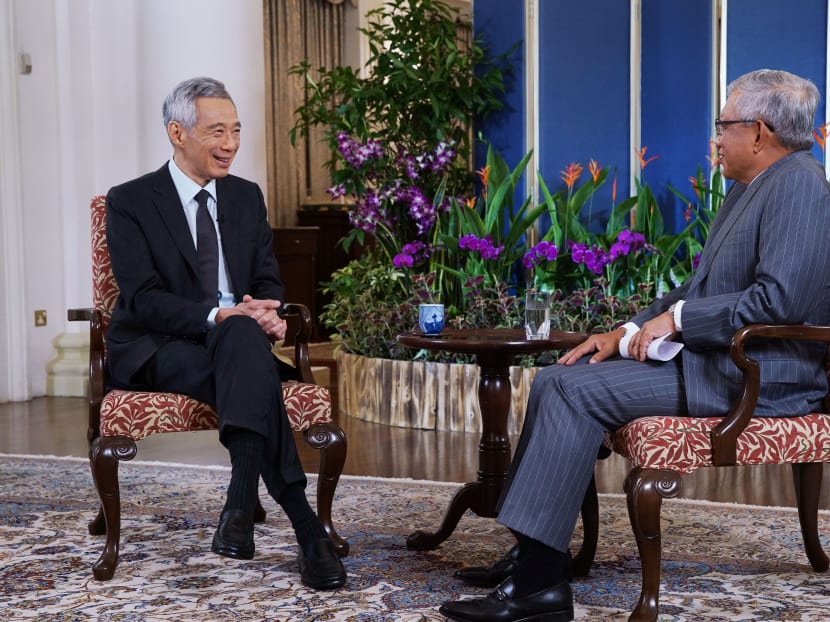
[8, 0, 266, 398]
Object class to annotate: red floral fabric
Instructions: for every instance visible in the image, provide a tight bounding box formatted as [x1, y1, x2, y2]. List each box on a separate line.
[100, 382, 331, 440]
[91, 195, 117, 332]
[90, 196, 332, 440]
[610, 413, 830, 474]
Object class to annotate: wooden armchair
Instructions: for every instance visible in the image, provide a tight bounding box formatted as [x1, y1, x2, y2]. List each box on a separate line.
[575, 324, 830, 621]
[69, 195, 349, 581]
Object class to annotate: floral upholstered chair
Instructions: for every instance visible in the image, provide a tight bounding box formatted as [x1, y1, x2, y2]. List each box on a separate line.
[69, 195, 349, 581]
[573, 324, 830, 621]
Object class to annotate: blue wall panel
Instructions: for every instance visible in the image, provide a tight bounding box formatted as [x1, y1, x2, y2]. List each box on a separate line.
[641, 0, 714, 233]
[537, 0, 630, 231]
[727, 0, 827, 163]
[472, 0, 829, 236]
[473, 0, 527, 193]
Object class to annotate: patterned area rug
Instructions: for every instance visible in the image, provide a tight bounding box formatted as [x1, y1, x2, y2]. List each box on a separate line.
[1, 455, 828, 621]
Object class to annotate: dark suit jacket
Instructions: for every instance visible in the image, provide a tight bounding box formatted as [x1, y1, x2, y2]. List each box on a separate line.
[632, 150, 830, 418]
[105, 163, 284, 387]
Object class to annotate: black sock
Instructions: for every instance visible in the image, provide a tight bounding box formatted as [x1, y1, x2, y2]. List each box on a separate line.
[224, 429, 264, 518]
[279, 483, 328, 549]
[510, 534, 570, 597]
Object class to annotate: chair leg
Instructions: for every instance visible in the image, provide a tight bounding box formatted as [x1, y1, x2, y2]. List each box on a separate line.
[89, 435, 137, 581]
[792, 462, 829, 572]
[88, 506, 106, 535]
[572, 473, 599, 577]
[623, 467, 682, 622]
[304, 422, 349, 557]
[572, 446, 612, 576]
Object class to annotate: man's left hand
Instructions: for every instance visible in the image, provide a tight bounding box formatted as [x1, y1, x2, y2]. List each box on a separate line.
[238, 295, 287, 341]
[628, 312, 676, 362]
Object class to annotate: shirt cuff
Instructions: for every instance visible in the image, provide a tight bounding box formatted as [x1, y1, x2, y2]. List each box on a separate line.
[207, 307, 220, 327]
[672, 300, 686, 331]
[618, 322, 640, 359]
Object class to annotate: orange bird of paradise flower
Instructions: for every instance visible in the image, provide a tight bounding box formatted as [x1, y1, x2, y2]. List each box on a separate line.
[705, 139, 720, 170]
[814, 123, 830, 151]
[588, 159, 601, 183]
[611, 175, 617, 204]
[688, 176, 703, 202]
[636, 146, 660, 170]
[476, 165, 490, 199]
[560, 162, 583, 190]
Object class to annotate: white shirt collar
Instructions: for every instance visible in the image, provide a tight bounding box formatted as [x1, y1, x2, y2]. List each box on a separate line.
[168, 158, 217, 206]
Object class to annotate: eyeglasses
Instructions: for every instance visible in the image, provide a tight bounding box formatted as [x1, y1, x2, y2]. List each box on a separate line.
[715, 118, 776, 136]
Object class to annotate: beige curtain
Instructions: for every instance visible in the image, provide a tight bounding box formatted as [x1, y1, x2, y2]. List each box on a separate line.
[263, 0, 345, 227]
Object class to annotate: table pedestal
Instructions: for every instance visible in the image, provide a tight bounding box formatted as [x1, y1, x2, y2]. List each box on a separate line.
[397, 329, 588, 552]
[407, 352, 511, 549]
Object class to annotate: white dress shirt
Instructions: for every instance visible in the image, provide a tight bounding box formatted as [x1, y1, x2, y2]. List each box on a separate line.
[168, 158, 235, 324]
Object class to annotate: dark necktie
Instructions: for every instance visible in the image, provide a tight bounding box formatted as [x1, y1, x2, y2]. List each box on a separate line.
[195, 189, 219, 305]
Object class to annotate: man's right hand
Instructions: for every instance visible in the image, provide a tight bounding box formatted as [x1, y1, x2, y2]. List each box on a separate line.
[557, 327, 626, 366]
[215, 296, 286, 341]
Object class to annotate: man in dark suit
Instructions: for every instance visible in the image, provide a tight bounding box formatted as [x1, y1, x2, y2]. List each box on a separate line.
[441, 69, 830, 621]
[106, 76, 346, 590]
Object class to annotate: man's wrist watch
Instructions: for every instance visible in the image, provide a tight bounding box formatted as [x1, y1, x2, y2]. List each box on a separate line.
[667, 303, 678, 330]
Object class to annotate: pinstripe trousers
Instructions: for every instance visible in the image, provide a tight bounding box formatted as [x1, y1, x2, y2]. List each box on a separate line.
[497, 355, 687, 552]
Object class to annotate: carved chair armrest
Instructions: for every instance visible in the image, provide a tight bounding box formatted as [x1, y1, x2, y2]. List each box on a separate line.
[712, 323, 830, 466]
[281, 302, 315, 384]
[67, 307, 106, 443]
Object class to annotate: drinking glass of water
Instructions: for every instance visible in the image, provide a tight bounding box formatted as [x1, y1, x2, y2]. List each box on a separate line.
[525, 290, 551, 340]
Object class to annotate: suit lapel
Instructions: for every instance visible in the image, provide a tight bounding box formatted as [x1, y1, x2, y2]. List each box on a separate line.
[688, 170, 770, 289]
[151, 165, 199, 275]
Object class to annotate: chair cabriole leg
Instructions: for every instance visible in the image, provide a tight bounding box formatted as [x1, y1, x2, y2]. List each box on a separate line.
[624, 467, 682, 622]
[89, 434, 137, 581]
[572, 473, 599, 577]
[305, 422, 349, 556]
[792, 462, 829, 572]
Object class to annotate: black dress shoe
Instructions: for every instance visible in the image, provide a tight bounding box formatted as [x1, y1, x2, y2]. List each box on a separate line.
[455, 545, 574, 588]
[211, 509, 255, 560]
[454, 543, 521, 587]
[439, 577, 573, 622]
[298, 537, 347, 590]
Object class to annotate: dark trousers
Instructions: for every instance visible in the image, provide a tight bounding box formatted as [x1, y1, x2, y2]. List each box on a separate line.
[124, 315, 307, 498]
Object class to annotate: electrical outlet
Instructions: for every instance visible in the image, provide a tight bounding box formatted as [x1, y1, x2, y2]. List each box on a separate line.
[34, 310, 47, 326]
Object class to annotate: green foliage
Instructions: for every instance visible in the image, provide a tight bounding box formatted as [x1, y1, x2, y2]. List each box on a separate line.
[549, 279, 655, 334]
[448, 275, 524, 331]
[291, 0, 728, 361]
[318, 249, 417, 359]
[289, 0, 510, 194]
[432, 146, 544, 306]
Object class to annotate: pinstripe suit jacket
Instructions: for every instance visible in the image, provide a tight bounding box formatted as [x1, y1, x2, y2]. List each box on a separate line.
[632, 150, 830, 418]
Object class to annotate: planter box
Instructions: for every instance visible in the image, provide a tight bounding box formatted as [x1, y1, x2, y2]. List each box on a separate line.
[337, 351, 539, 434]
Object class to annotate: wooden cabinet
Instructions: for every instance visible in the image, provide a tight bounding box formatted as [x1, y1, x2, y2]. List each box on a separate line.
[296, 204, 367, 339]
[272, 226, 319, 341]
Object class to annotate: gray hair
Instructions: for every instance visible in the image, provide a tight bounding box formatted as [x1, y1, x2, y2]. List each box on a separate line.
[727, 69, 819, 151]
[162, 77, 235, 129]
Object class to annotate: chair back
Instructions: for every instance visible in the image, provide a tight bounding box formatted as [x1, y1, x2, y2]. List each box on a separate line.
[90, 195, 119, 326]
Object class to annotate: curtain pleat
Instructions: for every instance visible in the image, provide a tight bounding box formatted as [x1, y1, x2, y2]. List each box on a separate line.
[263, 0, 344, 227]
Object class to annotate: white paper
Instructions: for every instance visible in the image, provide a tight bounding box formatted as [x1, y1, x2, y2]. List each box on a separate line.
[619, 329, 683, 361]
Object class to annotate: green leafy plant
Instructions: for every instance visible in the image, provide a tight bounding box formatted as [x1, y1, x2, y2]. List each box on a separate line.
[289, 0, 510, 197]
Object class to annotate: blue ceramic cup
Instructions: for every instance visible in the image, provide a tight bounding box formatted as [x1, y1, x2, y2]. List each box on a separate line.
[418, 303, 445, 335]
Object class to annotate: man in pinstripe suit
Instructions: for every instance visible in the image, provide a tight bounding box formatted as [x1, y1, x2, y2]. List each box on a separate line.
[441, 69, 830, 622]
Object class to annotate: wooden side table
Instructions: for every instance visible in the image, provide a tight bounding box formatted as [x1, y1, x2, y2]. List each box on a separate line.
[397, 328, 587, 550]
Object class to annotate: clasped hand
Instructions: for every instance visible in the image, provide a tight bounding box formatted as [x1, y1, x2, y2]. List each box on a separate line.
[557, 311, 676, 365]
[215, 294, 287, 341]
